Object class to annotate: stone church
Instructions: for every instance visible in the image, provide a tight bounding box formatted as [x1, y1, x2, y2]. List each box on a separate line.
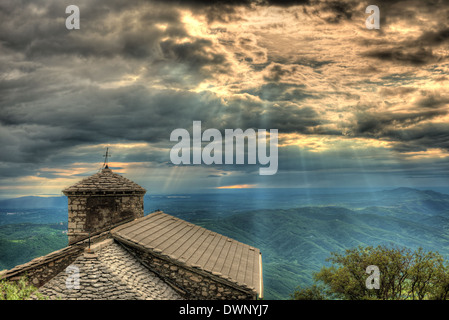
[0, 166, 263, 300]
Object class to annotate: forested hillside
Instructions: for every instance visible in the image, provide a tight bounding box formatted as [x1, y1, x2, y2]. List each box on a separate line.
[1, 188, 448, 299]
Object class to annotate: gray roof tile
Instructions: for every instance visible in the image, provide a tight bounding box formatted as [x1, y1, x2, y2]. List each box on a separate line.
[111, 211, 262, 296]
[35, 240, 182, 300]
[62, 168, 146, 194]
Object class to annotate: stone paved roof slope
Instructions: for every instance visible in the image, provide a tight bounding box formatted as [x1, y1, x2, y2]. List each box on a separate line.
[62, 167, 146, 195]
[36, 239, 181, 300]
[111, 211, 263, 297]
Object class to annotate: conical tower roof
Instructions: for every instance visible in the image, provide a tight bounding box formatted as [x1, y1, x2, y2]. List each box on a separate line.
[62, 167, 146, 195]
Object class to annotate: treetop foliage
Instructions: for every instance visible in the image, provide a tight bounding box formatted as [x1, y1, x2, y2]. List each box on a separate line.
[292, 245, 449, 300]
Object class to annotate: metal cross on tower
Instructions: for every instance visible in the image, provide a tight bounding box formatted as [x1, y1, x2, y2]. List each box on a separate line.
[103, 147, 111, 169]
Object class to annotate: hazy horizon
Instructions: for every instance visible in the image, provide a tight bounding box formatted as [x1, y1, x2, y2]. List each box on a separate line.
[2, 185, 449, 201]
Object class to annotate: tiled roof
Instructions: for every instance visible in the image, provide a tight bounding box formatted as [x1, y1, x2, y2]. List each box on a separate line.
[35, 239, 182, 300]
[111, 211, 263, 297]
[62, 167, 146, 195]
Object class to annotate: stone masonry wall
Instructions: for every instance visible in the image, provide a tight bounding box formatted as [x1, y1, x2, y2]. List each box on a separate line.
[117, 241, 256, 300]
[67, 195, 88, 244]
[0, 232, 110, 288]
[68, 194, 144, 244]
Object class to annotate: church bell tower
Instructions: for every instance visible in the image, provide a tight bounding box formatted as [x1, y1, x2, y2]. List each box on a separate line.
[62, 158, 146, 245]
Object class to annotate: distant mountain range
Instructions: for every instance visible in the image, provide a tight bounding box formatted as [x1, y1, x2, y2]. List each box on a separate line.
[175, 187, 449, 299]
[1, 187, 449, 299]
[1, 187, 449, 212]
[0, 196, 67, 209]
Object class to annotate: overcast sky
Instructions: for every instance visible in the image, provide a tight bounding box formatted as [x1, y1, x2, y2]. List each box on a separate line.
[1, 0, 448, 198]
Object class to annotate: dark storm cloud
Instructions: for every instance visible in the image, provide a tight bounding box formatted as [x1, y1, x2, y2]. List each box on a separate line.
[263, 64, 298, 82]
[361, 47, 440, 66]
[0, 0, 230, 82]
[415, 94, 449, 110]
[353, 109, 448, 137]
[0, 85, 208, 169]
[158, 38, 230, 78]
[0, 0, 236, 144]
[315, 0, 354, 23]
[0, 162, 38, 179]
[0, 77, 322, 173]
[387, 123, 449, 152]
[0, 0, 186, 60]
[358, 2, 449, 66]
[153, 0, 310, 7]
[350, 97, 449, 154]
[243, 83, 314, 102]
[149, 0, 256, 23]
[418, 28, 449, 46]
[1, 86, 221, 141]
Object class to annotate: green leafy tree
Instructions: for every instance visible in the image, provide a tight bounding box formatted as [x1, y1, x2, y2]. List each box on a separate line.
[291, 245, 449, 300]
[290, 284, 327, 300]
[0, 276, 44, 300]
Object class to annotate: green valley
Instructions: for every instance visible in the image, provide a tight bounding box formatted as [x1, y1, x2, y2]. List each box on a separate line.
[0, 222, 68, 270]
[1, 187, 448, 300]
